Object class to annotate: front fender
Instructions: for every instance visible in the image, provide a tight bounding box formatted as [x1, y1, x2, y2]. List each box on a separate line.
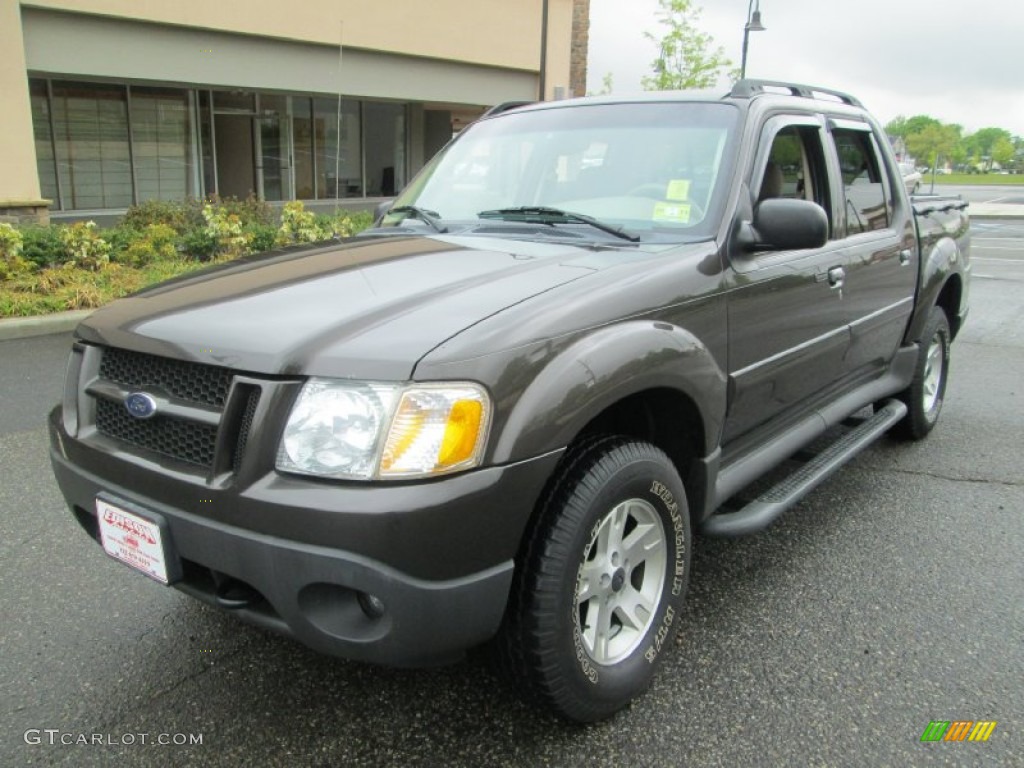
[905, 234, 966, 343]
[490, 320, 726, 464]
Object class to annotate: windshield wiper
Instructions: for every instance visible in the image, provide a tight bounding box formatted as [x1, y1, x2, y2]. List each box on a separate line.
[477, 206, 639, 242]
[385, 205, 448, 233]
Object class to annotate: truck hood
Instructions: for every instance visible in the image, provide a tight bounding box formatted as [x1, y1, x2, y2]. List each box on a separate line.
[75, 234, 603, 379]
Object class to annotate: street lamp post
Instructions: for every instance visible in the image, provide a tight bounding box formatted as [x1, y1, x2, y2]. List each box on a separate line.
[740, 0, 766, 80]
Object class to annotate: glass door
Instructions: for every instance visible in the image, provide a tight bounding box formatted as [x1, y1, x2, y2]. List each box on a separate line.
[258, 95, 293, 201]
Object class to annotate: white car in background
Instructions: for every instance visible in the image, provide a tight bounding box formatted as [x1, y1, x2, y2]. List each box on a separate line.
[899, 161, 923, 194]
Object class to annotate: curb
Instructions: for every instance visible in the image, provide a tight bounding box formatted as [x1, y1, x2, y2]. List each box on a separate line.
[0, 309, 93, 341]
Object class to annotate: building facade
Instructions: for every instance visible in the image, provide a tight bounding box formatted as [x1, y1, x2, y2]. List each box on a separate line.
[1, 0, 586, 221]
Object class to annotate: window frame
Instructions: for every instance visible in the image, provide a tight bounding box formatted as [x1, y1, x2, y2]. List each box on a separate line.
[749, 114, 835, 248]
[826, 119, 894, 239]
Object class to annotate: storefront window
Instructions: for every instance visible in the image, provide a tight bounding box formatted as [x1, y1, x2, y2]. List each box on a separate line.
[364, 102, 406, 197]
[313, 98, 362, 198]
[292, 97, 315, 199]
[259, 94, 292, 201]
[29, 80, 59, 208]
[51, 81, 132, 209]
[29, 78, 415, 209]
[130, 86, 195, 202]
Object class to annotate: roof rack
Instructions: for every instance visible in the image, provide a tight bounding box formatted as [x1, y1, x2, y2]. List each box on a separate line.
[728, 79, 863, 108]
[481, 100, 534, 118]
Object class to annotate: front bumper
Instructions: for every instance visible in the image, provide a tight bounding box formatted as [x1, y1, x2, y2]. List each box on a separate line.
[49, 407, 562, 666]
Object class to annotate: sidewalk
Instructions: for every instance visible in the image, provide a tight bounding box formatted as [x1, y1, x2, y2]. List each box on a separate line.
[3, 203, 1020, 342]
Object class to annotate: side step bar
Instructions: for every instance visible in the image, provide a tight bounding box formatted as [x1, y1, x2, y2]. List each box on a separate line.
[701, 399, 907, 537]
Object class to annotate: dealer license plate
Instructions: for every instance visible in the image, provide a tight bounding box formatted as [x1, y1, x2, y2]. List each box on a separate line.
[96, 498, 169, 583]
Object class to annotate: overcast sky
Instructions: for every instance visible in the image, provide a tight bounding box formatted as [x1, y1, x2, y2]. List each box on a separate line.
[587, 0, 1024, 137]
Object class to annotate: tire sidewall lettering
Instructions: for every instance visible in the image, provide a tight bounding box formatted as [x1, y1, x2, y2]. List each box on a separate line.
[570, 465, 689, 682]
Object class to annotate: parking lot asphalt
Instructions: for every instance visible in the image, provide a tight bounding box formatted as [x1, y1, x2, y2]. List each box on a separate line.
[1, 223, 1022, 767]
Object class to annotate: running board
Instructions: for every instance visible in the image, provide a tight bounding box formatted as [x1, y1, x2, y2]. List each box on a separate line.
[701, 399, 907, 537]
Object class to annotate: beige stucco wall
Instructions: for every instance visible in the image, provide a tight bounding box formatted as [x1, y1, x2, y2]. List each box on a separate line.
[21, 0, 560, 73]
[0, 0, 44, 205]
[1, 0, 578, 211]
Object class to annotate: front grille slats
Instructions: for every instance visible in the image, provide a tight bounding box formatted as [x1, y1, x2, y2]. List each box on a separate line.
[90, 347, 259, 473]
[99, 347, 232, 407]
[95, 398, 219, 467]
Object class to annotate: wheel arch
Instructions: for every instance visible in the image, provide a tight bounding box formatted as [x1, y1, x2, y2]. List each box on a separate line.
[904, 236, 966, 343]
[491, 320, 726, 525]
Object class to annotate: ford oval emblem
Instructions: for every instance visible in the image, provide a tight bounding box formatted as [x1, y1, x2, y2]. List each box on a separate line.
[125, 392, 158, 419]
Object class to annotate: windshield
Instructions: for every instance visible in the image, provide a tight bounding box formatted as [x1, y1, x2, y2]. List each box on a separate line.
[389, 102, 739, 242]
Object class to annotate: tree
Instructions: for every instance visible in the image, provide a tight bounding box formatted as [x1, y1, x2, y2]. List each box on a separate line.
[589, 72, 614, 96]
[906, 124, 960, 187]
[886, 114, 941, 139]
[641, 0, 731, 91]
[992, 137, 1015, 169]
[964, 127, 1014, 170]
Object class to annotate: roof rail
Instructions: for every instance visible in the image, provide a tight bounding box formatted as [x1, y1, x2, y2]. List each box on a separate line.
[728, 79, 863, 108]
[481, 101, 534, 118]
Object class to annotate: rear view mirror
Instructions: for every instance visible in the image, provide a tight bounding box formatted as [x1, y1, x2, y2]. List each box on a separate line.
[745, 198, 829, 252]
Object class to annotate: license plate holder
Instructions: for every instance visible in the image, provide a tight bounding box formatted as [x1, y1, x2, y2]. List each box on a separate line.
[96, 496, 180, 584]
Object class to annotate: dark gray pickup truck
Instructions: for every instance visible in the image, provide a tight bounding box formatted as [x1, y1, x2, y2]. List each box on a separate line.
[49, 80, 970, 722]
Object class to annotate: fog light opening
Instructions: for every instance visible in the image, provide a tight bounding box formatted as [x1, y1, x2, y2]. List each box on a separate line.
[357, 591, 386, 619]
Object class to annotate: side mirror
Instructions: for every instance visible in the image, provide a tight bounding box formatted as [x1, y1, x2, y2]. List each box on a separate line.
[742, 198, 829, 252]
[373, 199, 394, 224]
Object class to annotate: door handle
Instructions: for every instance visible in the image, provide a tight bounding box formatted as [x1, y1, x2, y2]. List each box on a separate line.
[899, 249, 912, 266]
[827, 266, 845, 289]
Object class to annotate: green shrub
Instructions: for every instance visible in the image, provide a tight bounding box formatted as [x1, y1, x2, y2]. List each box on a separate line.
[179, 227, 217, 260]
[104, 224, 140, 257]
[203, 204, 250, 258]
[346, 211, 374, 235]
[243, 223, 278, 254]
[18, 225, 64, 270]
[1, 223, 30, 281]
[59, 221, 110, 271]
[309, 210, 375, 239]
[208, 195, 274, 227]
[118, 224, 179, 267]
[122, 199, 204, 234]
[277, 201, 322, 245]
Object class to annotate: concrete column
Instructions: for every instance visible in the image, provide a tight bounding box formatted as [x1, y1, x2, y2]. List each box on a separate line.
[570, 0, 590, 97]
[0, 1, 49, 222]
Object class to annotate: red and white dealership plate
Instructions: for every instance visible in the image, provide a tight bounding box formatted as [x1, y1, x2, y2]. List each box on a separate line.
[96, 498, 169, 583]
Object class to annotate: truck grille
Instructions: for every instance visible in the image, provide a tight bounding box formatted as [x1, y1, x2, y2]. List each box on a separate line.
[95, 398, 219, 467]
[99, 347, 231, 408]
[91, 347, 248, 471]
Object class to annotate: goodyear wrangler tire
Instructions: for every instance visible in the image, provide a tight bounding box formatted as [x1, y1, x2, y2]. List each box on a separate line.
[498, 437, 691, 722]
[893, 306, 951, 441]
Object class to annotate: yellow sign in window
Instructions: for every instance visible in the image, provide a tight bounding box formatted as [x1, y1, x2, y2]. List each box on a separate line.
[653, 201, 692, 223]
[666, 179, 691, 201]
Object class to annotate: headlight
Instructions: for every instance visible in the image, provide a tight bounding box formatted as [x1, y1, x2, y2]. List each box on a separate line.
[276, 379, 491, 480]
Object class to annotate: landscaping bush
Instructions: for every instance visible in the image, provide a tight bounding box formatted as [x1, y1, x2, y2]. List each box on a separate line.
[0, 223, 30, 281]
[117, 223, 178, 267]
[203, 204, 250, 258]
[59, 221, 110, 271]
[243, 223, 278, 254]
[277, 201, 321, 245]
[209, 195, 274, 227]
[326, 210, 374, 237]
[121, 198, 204, 235]
[179, 227, 217, 260]
[18, 225, 64, 270]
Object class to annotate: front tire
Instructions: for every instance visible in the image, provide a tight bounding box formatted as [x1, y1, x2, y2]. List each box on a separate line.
[893, 306, 951, 440]
[497, 438, 691, 722]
